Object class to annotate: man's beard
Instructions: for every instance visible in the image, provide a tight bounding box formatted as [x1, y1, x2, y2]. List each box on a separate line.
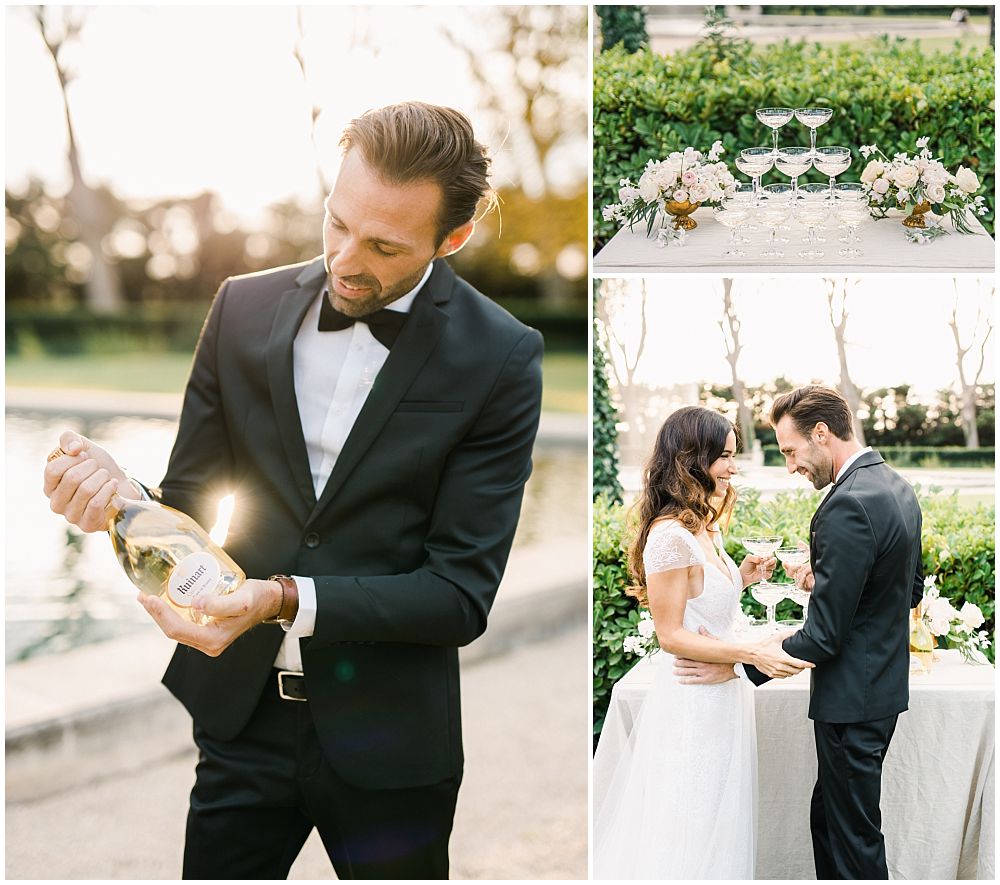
[326, 262, 431, 318]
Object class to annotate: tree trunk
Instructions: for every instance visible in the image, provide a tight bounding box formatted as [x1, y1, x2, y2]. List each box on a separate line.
[826, 279, 866, 446]
[719, 280, 754, 449]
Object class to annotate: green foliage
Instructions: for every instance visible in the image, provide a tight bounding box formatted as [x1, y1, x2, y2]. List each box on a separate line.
[593, 285, 623, 503]
[592, 494, 638, 738]
[593, 39, 995, 249]
[593, 487, 996, 738]
[763, 445, 996, 469]
[596, 5, 647, 53]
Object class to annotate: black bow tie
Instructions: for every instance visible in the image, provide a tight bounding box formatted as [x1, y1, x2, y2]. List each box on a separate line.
[318, 294, 408, 348]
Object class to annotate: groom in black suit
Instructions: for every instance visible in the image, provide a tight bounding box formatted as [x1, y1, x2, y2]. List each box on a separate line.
[675, 386, 922, 880]
[43, 102, 543, 879]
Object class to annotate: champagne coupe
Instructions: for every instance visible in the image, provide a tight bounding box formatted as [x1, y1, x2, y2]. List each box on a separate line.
[741, 535, 783, 582]
[794, 184, 829, 256]
[757, 195, 792, 258]
[736, 147, 775, 199]
[834, 183, 869, 258]
[787, 585, 812, 623]
[751, 581, 789, 634]
[775, 147, 813, 194]
[755, 107, 795, 156]
[814, 146, 852, 197]
[728, 183, 756, 242]
[794, 107, 833, 158]
[713, 193, 753, 258]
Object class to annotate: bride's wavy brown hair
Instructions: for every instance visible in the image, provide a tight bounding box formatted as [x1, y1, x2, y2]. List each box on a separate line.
[626, 407, 739, 605]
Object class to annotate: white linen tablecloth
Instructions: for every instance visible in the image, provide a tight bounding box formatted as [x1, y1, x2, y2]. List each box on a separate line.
[596, 647, 995, 880]
[593, 210, 995, 274]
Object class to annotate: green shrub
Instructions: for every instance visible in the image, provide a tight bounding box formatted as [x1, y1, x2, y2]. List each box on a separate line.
[593, 487, 995, 738]
[763, 445, 996, 468]
[594, 39, 995, 248]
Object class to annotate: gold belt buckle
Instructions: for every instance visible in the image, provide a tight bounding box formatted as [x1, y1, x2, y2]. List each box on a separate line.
[277, 670, 307, 702]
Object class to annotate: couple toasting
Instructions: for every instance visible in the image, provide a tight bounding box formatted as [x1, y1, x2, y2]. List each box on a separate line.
[594, 385, 923, 880]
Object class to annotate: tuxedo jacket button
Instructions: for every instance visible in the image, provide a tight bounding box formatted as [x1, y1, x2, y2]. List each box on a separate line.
[304, 532, 321, 549]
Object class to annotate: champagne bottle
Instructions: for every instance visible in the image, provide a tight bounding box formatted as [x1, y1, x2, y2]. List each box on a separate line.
[909, 603, 934, 674]
[107, 498, 245, 625]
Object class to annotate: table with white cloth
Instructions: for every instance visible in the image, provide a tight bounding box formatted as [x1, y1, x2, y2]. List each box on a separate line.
[593, 211, 995, 274]
[595, 646, 995, 880]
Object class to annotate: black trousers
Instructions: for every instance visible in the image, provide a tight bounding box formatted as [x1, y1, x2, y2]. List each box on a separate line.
[183, 671, 461, 880]
[811, 715, 898, 880]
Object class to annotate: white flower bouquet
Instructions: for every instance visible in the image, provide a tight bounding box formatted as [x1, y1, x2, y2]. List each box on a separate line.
[920, 575, 992, 665]
[859, 137, 988, 235]
[602, 142, 738, 237]
[622, 610, 659, 658]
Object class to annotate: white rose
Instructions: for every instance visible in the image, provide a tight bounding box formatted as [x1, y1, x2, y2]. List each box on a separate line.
[689, 184, 710, 203]
[954, 166, 980, 194]
[927, 597, 960, 635]
[959, 602, 985, 630]
[637, 618, 656, 639]
[872, 177, 890, 195]
[638, 174, 660, 204]
[673, 188, 689, 202]
[618, 185, 640, 206]
[893, 165, 919, 189]
[927, 183, 946, 204]
[860, 161, 884, 184]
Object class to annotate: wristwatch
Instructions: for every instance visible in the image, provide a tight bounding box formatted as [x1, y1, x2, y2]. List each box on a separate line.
[263, 574, 298, 627]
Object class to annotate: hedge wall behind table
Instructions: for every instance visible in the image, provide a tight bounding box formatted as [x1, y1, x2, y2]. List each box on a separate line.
[593, 489, 995, 739]
[593, 39, 995, 250]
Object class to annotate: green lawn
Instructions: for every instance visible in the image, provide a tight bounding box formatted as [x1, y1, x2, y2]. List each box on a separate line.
[6, 350, 588, 414]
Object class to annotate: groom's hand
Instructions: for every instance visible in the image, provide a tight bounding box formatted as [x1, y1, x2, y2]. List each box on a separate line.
[137, 578, 283, 657]
[673, 626, 738, 684]
[749, 630, 815, 678]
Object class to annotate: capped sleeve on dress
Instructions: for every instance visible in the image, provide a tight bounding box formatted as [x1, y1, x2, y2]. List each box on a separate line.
[643, 524, 705, 575]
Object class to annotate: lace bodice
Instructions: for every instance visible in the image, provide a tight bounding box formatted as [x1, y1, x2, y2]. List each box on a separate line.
[643, 521, 743, 638]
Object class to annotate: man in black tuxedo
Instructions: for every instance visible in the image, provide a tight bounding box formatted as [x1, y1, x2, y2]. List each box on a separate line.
[43, 102, 543, 879]
[674, 386, 923, 880]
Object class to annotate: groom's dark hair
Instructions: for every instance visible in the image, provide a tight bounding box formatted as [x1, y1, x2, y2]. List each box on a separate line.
[339, 102, 496, 245]
[770, 385, 855, 441]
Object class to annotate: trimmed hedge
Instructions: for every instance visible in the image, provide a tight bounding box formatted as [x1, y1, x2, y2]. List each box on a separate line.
[593, 488, 995, 738]
[6, 298, 587, 356]
[594, 39, 995, 249]
[763, 445, 996, 469]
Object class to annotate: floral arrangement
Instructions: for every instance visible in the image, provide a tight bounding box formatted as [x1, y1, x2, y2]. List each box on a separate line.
[919, 575, 991, 665]
[859, 137, 988, 236]
[602, 142, 737, 237]
[622, 610, 659, 658]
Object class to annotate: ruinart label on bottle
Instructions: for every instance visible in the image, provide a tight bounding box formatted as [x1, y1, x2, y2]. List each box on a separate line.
[167, 552, 222, 607]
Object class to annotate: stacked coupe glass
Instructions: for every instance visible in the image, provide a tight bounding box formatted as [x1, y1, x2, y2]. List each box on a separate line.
[717, 107, 868, 260]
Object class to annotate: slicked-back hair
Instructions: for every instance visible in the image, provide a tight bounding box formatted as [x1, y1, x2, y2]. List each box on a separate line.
[339, 102, 495, 245]
[770, 385, 855, 441]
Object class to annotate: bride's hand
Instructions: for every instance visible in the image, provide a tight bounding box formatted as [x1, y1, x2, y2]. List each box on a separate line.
[748, 631, 814, 679]
[739, 554, 776, 586]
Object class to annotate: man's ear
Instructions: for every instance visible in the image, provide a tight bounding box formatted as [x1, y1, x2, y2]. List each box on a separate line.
[435, 220, 475, 258]
[812, 421, 830, 443]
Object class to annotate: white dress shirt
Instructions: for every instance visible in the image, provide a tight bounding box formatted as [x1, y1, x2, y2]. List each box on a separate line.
[273, 262, 432, 671]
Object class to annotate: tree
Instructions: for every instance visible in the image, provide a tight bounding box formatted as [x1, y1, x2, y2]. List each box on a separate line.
[718, 280, 755, 449]
[440, 6, 587, 304]
[825, 278, 866, 445]
[33, 6, 124, 313]
[596, 5, 647, 52]
[949, 280, 993, 448]
[593, 281, 623, 504]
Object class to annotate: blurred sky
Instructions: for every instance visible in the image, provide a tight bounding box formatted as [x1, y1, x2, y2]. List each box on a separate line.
[5, 5, 587, 227]
[598, 275, 995, 398]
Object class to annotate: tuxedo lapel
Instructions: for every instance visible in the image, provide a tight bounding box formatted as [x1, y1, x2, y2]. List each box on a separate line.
[307, 261, 454, 525]
[265, 259, 326, 513]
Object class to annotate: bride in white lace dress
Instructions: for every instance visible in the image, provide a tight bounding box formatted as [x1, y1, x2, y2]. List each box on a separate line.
[594, 407, 812, 880]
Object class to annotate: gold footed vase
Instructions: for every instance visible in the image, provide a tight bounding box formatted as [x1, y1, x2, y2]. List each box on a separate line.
[664, 200, 702, 231]
[902, 200, 932, 229]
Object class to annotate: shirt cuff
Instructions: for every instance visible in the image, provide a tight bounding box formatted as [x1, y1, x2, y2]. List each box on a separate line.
[128, 476, 150, 501]
[283, 576, 317, 637]
[733, 663, 750, 683]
